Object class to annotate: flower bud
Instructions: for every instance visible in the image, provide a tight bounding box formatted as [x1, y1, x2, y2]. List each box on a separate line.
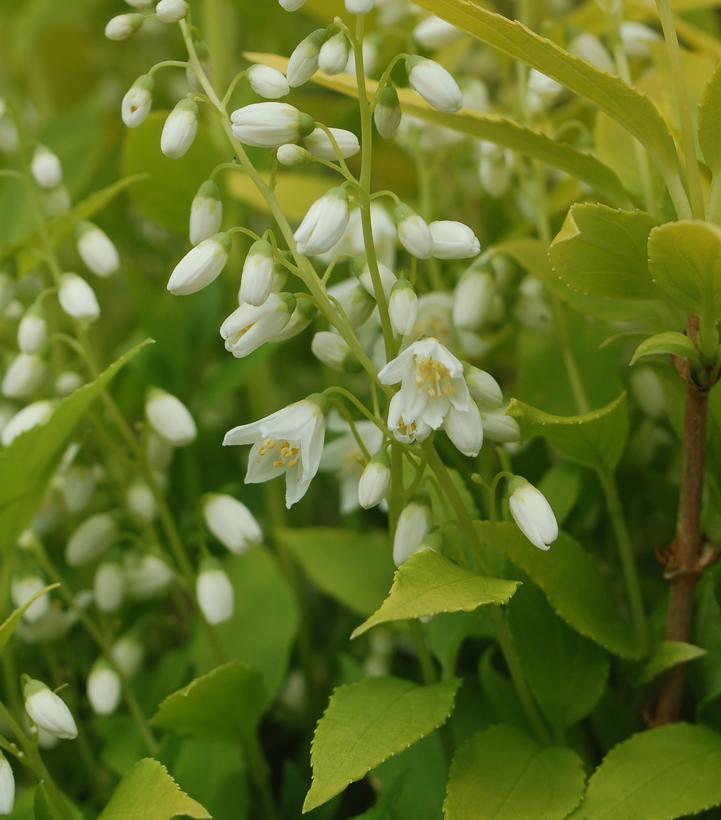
[23, 676, 77, 739]
[203, 493, 262, 553]
[222, 292, 295, 357]
[94, 561, 125, 612]
[294, 187, 350, 256]
[271, 293, 317, 341]
[167, 232, 230, 295]
[161, 98, 198, 159]
[481, 410, 520, 444]
[357, 258, 396, 299]
[479, 147, 512, 198]
[155, 0, 187, 22]
[526, 69, 563, 113]
[358, 448, 390, 509]
[345, 0, 374, 12]
[328, 279, 374, 327]
[508, 477, 558, 551]
[247, 64, 290, 99]
[413, 15, 462, 49]
[393, 498, 432, 566]
[104, 13, 143, 41]
[55, 370, 83, 396]
[196, 559, 235, 624]
[231, 102, 315, 148]
[279, 0, 305, 8]
[121, 74, 154, 128]
[145, 388, 197, 446]
[86, 661, 121, 716]
[124, 553, 174, 599]
[240, 239, 275, 306]
[405, 56, 463, 113]
[1, 400, 54, 447]
[0, 752, 14, 816]
[2, 353, 46, 399]
[58, 273, 100, 323]
[374, 85, 401, 139]
[111, 636, 144, 678]
[126, 481, 156, 521]
[277, 144, 311, 166]
[66, 513, 117, 566]
[17, 309, 47, 354]
[287, 29, 327, 88]
[444, 404, 483, 456]
[394, 203, 432, 259]
[430, 220, 481, 259]
[11, 575, 50, 623]
[465, 365, 503, 409]
[77, 222, 120, 277]
[189, 179, 223, 246]
[389, 277, 418, 336]
[453, 269, 493, 330]
[311, 331, 354, 371]
[303, 127, 360, 160]
[31, 145, 62, 189]
[319, 32, 350, 74]
[568, 33, 614, 73]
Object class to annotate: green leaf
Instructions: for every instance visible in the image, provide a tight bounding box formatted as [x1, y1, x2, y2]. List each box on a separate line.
[639, 641, 706, 685]
[538, 462, 581, 525]
[0, 583, 59, 655]
[34, 782, 83, 820]
[276, 527, 394, 616]
[99, 758, 210, 819]
[648, 220, 721, 319]
[152, 662, 265, 742]
[475, 522, 642, 659]
[351, 549, 518, 639]
[699, 60, 721, 171]
[444, 725, 585, 820]
[630, 331, 699, 365]
[570, 724, 721, 819]
[506, 393, 629, 472]
[303, 676, 460, 812]
[0, 339, 152, 552]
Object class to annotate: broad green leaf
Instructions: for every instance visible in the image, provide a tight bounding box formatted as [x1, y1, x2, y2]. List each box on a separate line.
[99, 758, 210, 819]
[351, 548, 518, 638]
[152, 662, 265, 742]
[630, 331, 699, 365]
[538, 462, 581, 525]
[0, 339, 152, 553]
[508, 584, 609, 728]
[479, 649, 530, 733]
[507, 393, 629, 472]
[570, 724, 721, 819]
[648, 220, 721, 319]
[303, 676, 460, 812]
[444, 725, 585, 820]
[0, 583, 59, 655]
[640, 641, 706, 685]
[276, 527, 394, 616]
[699, 61, 721, 170]
[475, 522, 642, 658]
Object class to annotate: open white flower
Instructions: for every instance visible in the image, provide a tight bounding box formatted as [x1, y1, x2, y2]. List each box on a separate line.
[220, 293, 295, 358]
[223, 396, 327, 508]
[319, 417, 383, 513]
[508, 477, 558, 551]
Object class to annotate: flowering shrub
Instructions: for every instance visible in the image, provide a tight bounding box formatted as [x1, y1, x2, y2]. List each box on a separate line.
[2, 0, 721, 817]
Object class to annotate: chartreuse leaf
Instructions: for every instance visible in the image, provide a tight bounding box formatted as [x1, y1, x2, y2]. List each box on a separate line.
[98, 758, 210, 819]
[639, 641, 706, 685]
[276, 527, 394, 616]
[303, 676, 460, 813]
[507, 393, 629, 472]
[699, 60, 721, 171]
[351, 549, 518, 638]
[475, 522, 642, 659]
[0, 583, 59, 655]
[630, 331, 699, 365]
[0, 338, 152, 552]
[227, 170, 333, 222]
[152, 662, 265, 742]
[444, 726, 585, 820]
[570, 724, 721, 819]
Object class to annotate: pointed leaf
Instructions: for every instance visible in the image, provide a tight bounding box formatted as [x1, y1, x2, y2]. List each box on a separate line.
[630, 331, 699, 365]
[699, 61, 721, 171]
[639, 641, 706, 685]
[0, 583, 59, 655]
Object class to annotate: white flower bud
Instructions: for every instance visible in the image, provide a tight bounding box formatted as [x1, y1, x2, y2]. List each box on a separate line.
[77, 222, 120, 277]
[155, 0, 187, 22]
[319, 32, 350, 74]
[394, 204, 432, 259]
[1, 400, 53, 447]
[94, 562, 125, 612]
[122, 74, 153, 127]
[465, 365, 503, 409]
[240, 239, 275, 306]
[17, 310, 47, 354]
[631, 365, 667, 419]
[145, 388, 197, 446]
[167, 232, 230, 295]
[569, 33, 614, 73]
[247, 64, 289, 99]
[303, 127, 360, 160]
[87, 662, 122, 716]
[430, 220, 481, 259]
[0, 752, 14, 816]
[328, 279, 374, 327]
[481, 410, 520, 443]
[279, 0, 306, 9]
[479, 147, 512, 198]
[58, 273, 100, 323]
[126, 0, 153, 7]
[345, 0, 374, 12]
[2, 353, 46, 399]
[393, 499, 432, 566]
[374, 86, 401, 139]
[358, 259, 396, 299]
[620, 22, 660, 59]
[453, 269, 493, 330]
[508, 476, 558, 551]
[189, 179, 223, 246]
[66, 513, 117, 566]
[311, 331, 353, 371]
[287, 29, 327, 88]
[11, 575, 49, 623]
[444, 403, 483, 456]
[196, 560, 234, 624]
[405, 56, 463, 113]
[413, 15, 462, 50]
[231, 102, 315, 148]
[23, 677, 77, 739]
[277, 144, 311, 166]
[111, 636, 143, 678]
[526, 70, 563, 113]
[161, 98, 198, 159]
[222, 292, 294, 357]
[294, 187, 350, 256]
[104, 13, 143, 41]
[389, 277, 418, 336]
[124, 553, 173, 600]
[55, 371, 83, 396]
[31, 145, 62, 189]
[358, 449, 390, 509]
[126, 481, 156, 521]
[60, 465, 95, 512]
[203, 494, 262, 554]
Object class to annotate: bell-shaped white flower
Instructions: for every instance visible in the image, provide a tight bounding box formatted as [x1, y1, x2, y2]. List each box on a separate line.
[320, 417, 383, 513]
[224, 395, 327, 508]
[358, 447, 390, 509]
[287, 29, 327, 87]
[87, 662, 121, 716]
[443, 403, 483, 456]
[23, 677, 77, 739]
[294, 187, 350, 256]
[394, 204, 432, 259]
[17, 309, 47, 354]
[453, 269, 493, 330]
[58, 273, 100, 323]
[508, 477, 558, 551]
[1, 400, 54, 447]
[319, 32, 350, 75]
[31, 145, 62, 189]
[126, 481, 156, 521]
[121, 74, 153, 128]
[279, 0, 305, 9]
[161, 98, 198, 159]
[430, 220, 480, 259]
[393, 499, 432, 566]
[94, 561, 125, 613]
[167, 232, 230, 295]
[11, 575, 50, 623]
[104, 13, 143, 40]
[155, 0, 187, 23]
[77, 222, 120, 277]
[221, 292, 295, 358]
[111, 636, 144, 678]
[66, 513, 117, 566]
[481, 410, 520, 443]
[405, 56, 463, 113]
[303, 127, 360, 160]
[413, 15, 462, 50]
[0, 752, 14, 816]
[239, 239, 275, 306]
[203, 493, 262, 553]
[124, 553, 174, 600]
[389, 277, 418, 337]
[145, 388, 197, 446]
[2, 353, 46, 399]
[311, 331, 353, 372]
[189, 180, 223, 246]
[387, 391, 431, 445]
[374, 85, 401, 139]
[277, 144, 311, 166]
[196, 559, 235, 624]
[247, 64, 289, 99]
[231, 102, 314, 148]
[465, 365, 503, 409]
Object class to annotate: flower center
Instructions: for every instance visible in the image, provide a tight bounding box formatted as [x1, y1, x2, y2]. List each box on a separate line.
[397, 415, 418, 438]
[259, 438, 300, 470]
[415, 357, 454, 399]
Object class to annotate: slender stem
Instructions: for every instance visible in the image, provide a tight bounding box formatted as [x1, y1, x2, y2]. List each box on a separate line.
[243, 735, 278, 820]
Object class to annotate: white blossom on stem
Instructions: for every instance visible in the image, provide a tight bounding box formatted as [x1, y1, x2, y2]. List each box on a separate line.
[220, 293, 295, 357]
[508, 477, 558, 550]
[203, 493, 262, 553]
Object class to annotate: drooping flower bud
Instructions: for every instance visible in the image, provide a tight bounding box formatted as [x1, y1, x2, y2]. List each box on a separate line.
[161, 97, 198, 159]
[104, 13, 143, 41]
[453, 269, 493, 330]
[481, 410, 520, 444]
[279, 0, 305, 8]
[23, 676, 78, 739]
[58, 273, 100, 323]
[358, 448, 390, 509]
[413, 15, 462, 49]
[287, 29, 328, 88]
[0, 752, 14, 816]
[405, 56, 463, 113]
[203, 493, 262, 553]
[240, 239, 275, 306]
[508, 476, 558, 551]
[231, 102, 315, 148]
[294, 187, 350, 256]
[111, 635, 144, 678]
[121, 74, 154, 128]
[145, 388, 197, 446]
[155, 0, 187, 23]
[126, 481, 157, 521]
[465, 365, 503, 409]
[87, 661, 122, 716]
[196, 559, 235, 624]
[66, 513, 117, 566]
[311, 331, 355, 371]
[328, 279, 374, 328]
[1, 400, 54, 447]
[167, 232, 230, 295]
[393, 498, 432, 566]
[247, 64, 290, 99]
[31, 145, 62, 189]
[221, 292, 295, 357]
[568, 32, 614, 73]
[94, 561, 125, 613]
[271, 293, 317, 341]
[394, 203, 432, 259]
[374, 85, 401, 139]
[77, 222, 120, 277]
[620, 22, 660, 59]
[388, 276, 418, 337]
[303, 127, 360, 160]
[189, 180, 223, 246]
[11, 575, 50, 623]
[345, 0, 374, 12]
[2, 353, 46, 399]
[55, 370, 83, 396]
[319, 32, 350, 75]
[124, 553, 174, 600]
[17, 309, 47, 354]
[277, 144, 311, 166]
[430, 220, 481, 259]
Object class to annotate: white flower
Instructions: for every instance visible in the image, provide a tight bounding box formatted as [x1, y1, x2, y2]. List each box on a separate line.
[58, 273, 100, 323]
[66, 513, 117, 566]
[55, 370, 83, 396]
[11, 576, 49, 623]
[94, 562, 125, 613]
[453, 269, 493, 330]
[277, 144, 311, 166]
[287, 30, 327, 88]
[389, 277, 418, 337]
[87, 663, 121, 715]
[161, 98, 197, 159]
[465, 365, 503, 409]
[430, 220, 480, 259]
[346, 0, 374, 12]
[231, 102, 314, 148]
[189, 180, 223, 246]
[319, 32, 350, 75]
[223, 396, 327, 508]
[358, 260, 396, 300]
[196, 561, 235, 624]
[444, 404, 483, 456]
[413, 16, 462, 50]
[374, 86, 401, 139]
[104, 13, 143, 41]
[2, 353, 46, 399]
[77, 222, 120, 277]
[481, 410, 520, 443]
[320, 418, 383, 513]
[327, 279, 373, 327]
[126, 482, 156, 521]
[311, 331, 353, 371]
[247, 64, 290, 99]
[303, 127, 360, 160]
[294, 187, 350, 256]
[23, 677, 77, 739]
[124, 553, 174, 600]
[203, 494, 262, 553]
[387, 391, 431, 444]
[394, 204, 432, 259]
[111, 636, 143, 678]
[31, 145, 62, 189]
[0, 752, 14, 816]
[508, 477, 558, 551]
[121, 75, 153, 127]
[60, 465, 95, 511]
[167, 232, 230, 295]
[279, 0, 305, 8]
[620, 22, 660, 59]
[357, 447, 390, 509]
[527, 69, 563, 113]
[145, 388, 197, 446]
[221, 293, 295, 358]
[393, 500, 432, 566]
[155, 0, 187, 23]
[240, 239, 275, 306]
[405, 56, 463, 113]
[1, 400, 53, 447]
[568, 33, 614, 73]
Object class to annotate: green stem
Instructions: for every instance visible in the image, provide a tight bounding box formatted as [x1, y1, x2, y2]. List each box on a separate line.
[243, 735, 278, 820]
